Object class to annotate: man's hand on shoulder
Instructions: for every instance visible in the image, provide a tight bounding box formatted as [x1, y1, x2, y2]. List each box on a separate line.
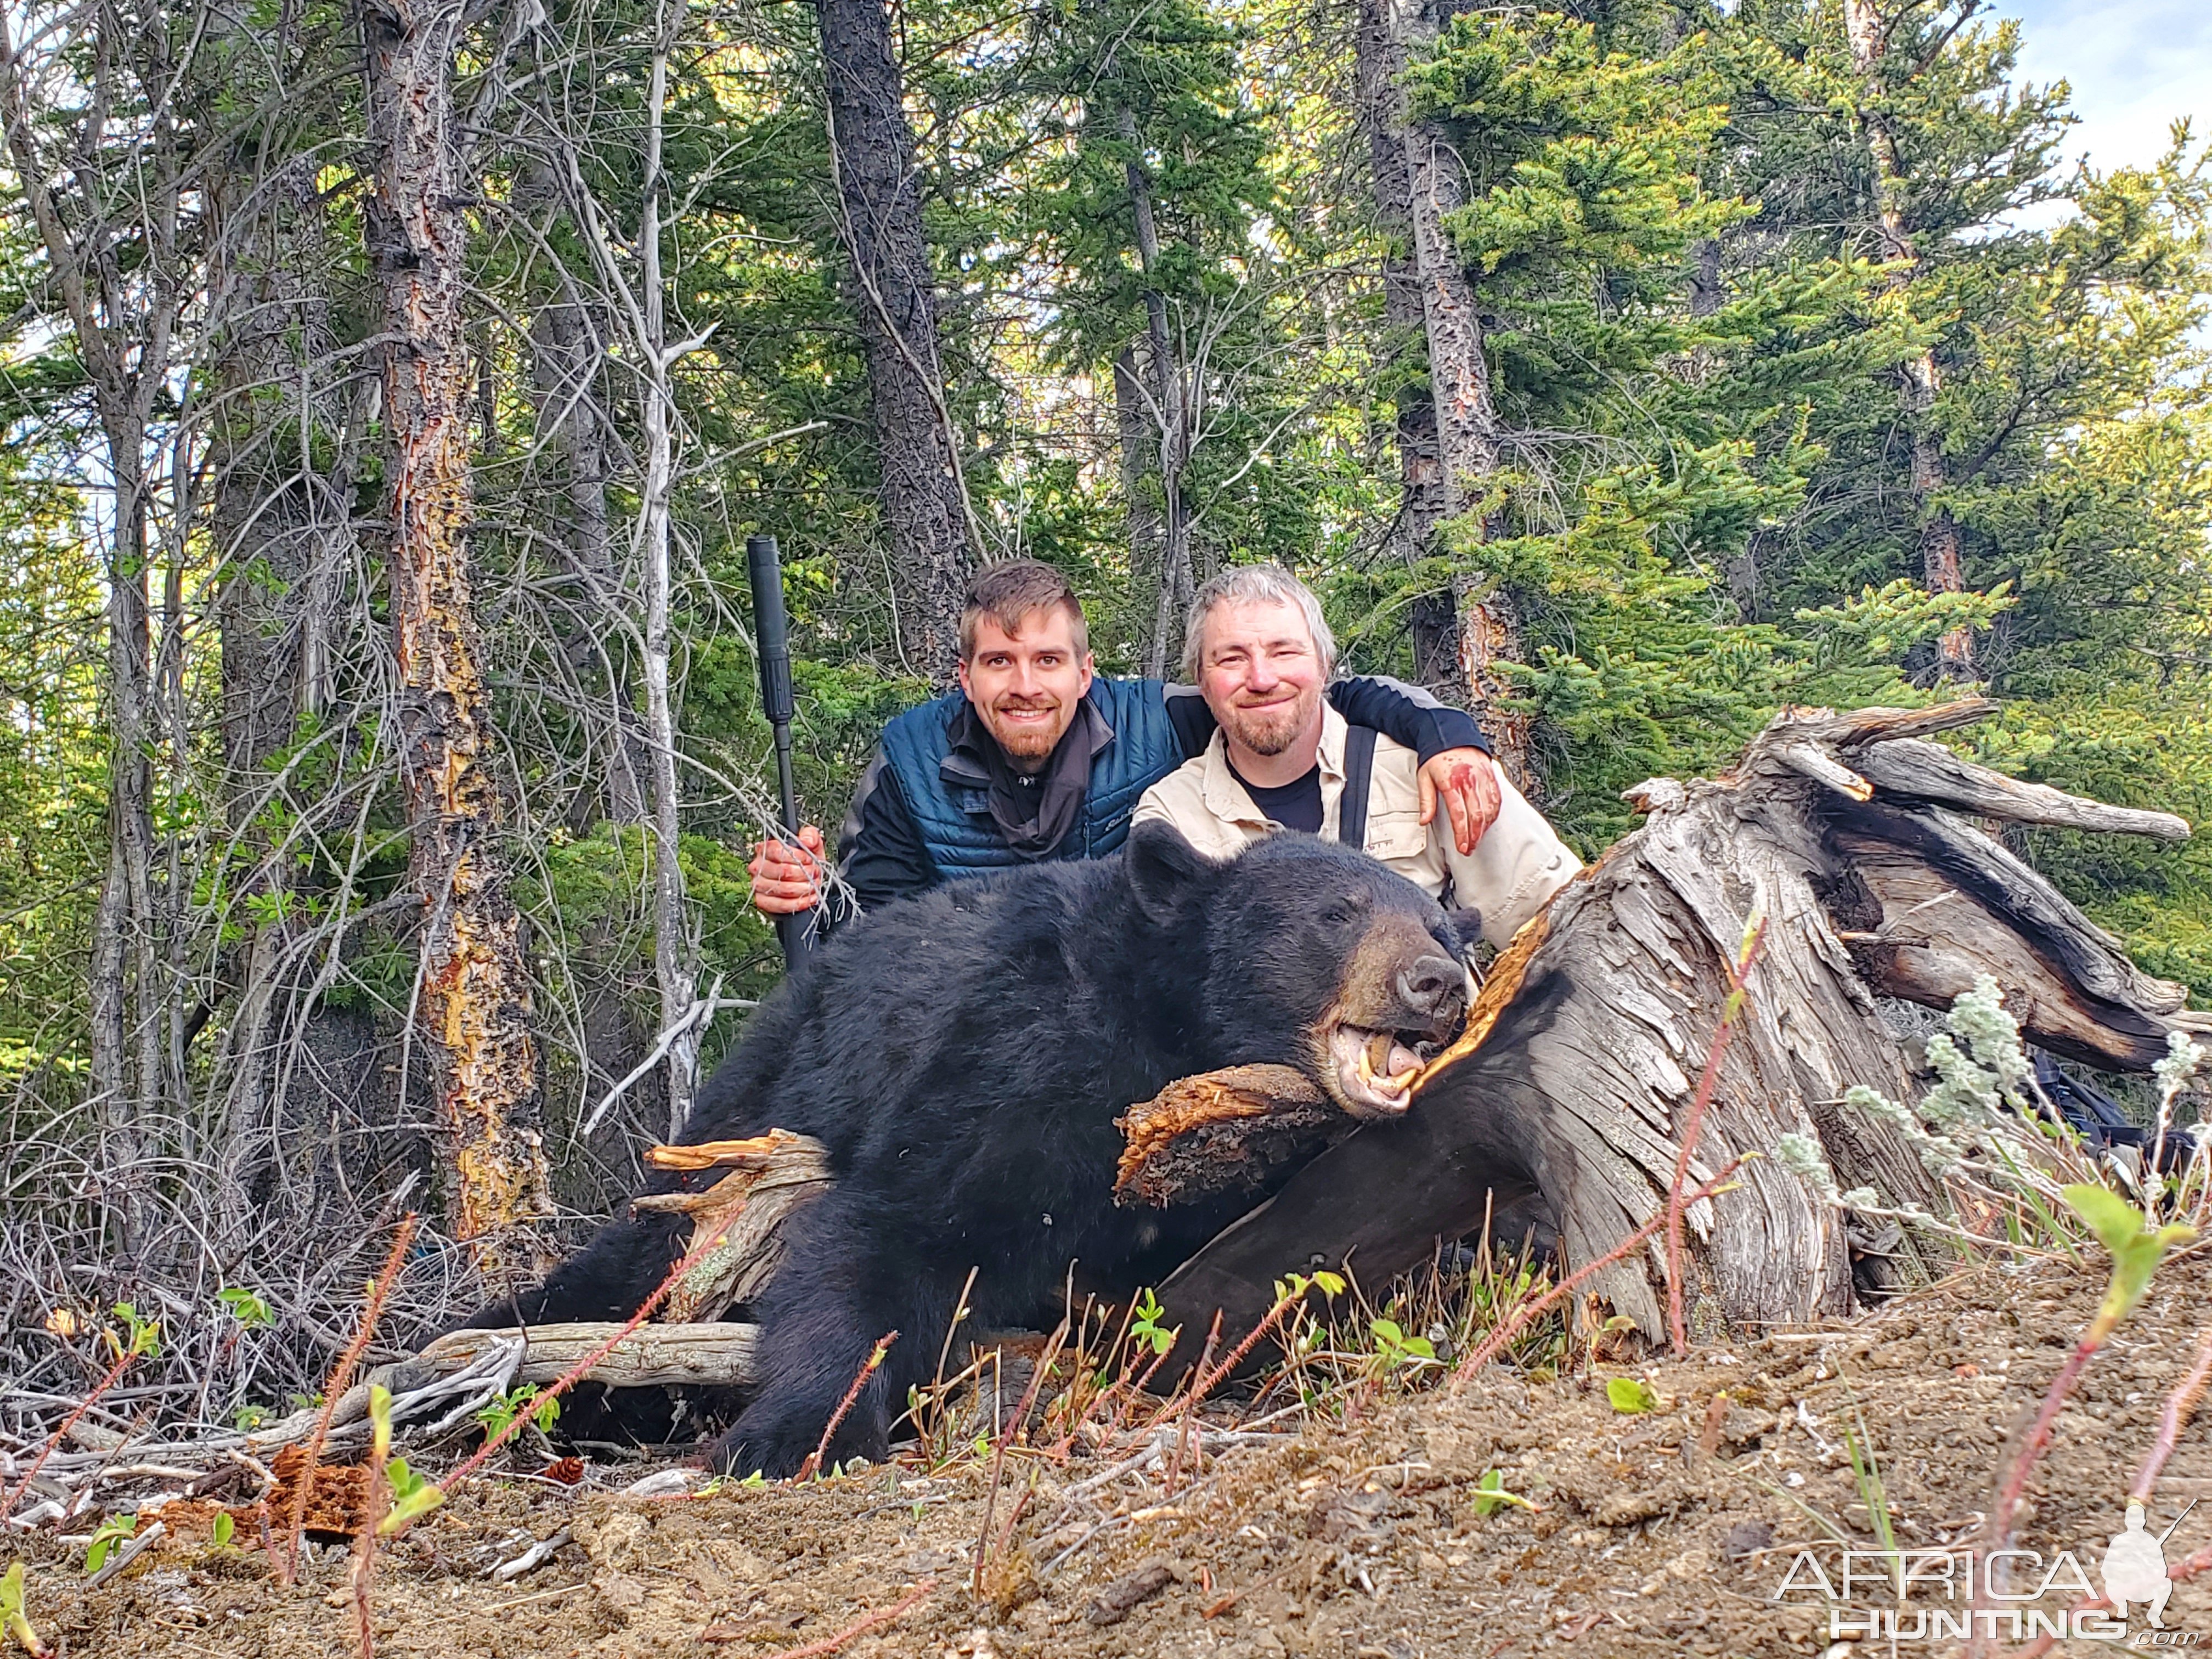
[1419, 749, 1502, 855]
[748, 824, 827, 916]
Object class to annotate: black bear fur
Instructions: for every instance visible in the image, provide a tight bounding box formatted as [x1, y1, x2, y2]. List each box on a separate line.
[470, 821, 1465, 1477]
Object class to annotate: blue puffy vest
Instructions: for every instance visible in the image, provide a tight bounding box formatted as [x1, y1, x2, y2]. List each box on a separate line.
[877, 678, 1182, 879]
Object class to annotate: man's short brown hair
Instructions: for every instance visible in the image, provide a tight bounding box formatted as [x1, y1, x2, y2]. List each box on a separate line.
[958, 560, 1089, 661]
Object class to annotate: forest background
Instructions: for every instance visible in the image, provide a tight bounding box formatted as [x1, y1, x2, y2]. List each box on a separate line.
[0, 0, 2207, 1425]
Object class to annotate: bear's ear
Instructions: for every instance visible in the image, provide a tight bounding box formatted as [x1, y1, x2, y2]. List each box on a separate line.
[1125, 819, 1218, 923]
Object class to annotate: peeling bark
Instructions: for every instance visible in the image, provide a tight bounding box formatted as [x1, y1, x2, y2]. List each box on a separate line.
[1115, 1064, 1342, 1207]
[364, 0, 550, 1272]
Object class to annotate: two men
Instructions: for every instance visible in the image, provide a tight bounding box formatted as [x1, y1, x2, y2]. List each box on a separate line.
[748, 560, 1509, 930]
[1136, 566, 1579, 946]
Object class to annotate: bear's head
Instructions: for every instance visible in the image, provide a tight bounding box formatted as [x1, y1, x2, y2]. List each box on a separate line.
[1125, 820, 1470, 1120]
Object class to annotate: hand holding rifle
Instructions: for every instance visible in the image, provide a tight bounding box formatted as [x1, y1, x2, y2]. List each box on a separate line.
[747, 826, 826, 915]
[743, 534, 816, 962]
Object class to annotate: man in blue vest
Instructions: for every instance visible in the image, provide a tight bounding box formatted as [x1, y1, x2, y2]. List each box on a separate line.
[747, 560, 1501, 932]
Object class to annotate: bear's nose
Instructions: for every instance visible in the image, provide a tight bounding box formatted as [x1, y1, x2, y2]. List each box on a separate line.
[1395, 954, 1466, 1025]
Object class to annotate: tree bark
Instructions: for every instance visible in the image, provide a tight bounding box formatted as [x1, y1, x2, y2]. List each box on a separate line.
[1113, 106, 1199, 680]
[817, 0, 973, 682]
[1842, 0, 1975, 682]
[0, 3, 190, 1252]
[1355, 0, 1444, 575]
[206, 140, 373, 1239]
[1114, 344, 1166, 606]
[364, 0, 550, 1273]
[635, 5, 700, 1139]
[1363, 0, 1534, 779]
[1154, 699, 2197, 1353]
[418, 1321, 761, 1389]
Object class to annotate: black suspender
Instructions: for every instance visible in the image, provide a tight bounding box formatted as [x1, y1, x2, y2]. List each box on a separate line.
[1338, 723, 1378, 852]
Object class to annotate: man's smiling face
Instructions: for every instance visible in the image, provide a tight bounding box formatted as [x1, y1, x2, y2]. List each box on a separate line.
[956, 606, 1096, 768]
[1197, 596, 1327, 759]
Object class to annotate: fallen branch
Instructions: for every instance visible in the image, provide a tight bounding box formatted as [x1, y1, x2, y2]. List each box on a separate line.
[415, 1322, 758, 1389]
[431, 1198, 765, 1502]
[0, 1338, 146, 1524]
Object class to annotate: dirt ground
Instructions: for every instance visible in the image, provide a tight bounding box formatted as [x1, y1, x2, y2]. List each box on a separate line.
[15, 1248, 2212, 1659]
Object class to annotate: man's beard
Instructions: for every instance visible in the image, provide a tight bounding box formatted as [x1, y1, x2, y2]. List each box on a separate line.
[986, 697, 1065, 760]
[1224, 697, 1311, 757]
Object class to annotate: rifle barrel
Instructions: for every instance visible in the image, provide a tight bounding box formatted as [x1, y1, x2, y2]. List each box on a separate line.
[746, 534, 813, 964]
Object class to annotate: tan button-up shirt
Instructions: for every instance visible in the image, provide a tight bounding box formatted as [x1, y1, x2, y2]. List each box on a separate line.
[1132, 703, 1581, 947]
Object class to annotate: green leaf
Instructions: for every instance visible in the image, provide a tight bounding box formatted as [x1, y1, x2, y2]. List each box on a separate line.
[2062, 1182, 2148, 1255]
[215, 1288, 273, 1329]
[1606, 1377, 1659, 1414]
[2, 1559, 42, 1657]
[2062, 1184, 2197, 1325]
[379, 1481, 445, 1535]
[1471, 1469, 1534, 1516]
[82, 1515, 134, 1574]
[211, 1513, 234, 1549]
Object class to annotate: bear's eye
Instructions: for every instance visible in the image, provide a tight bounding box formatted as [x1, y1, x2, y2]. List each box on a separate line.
[1322, 891, 1370, 926]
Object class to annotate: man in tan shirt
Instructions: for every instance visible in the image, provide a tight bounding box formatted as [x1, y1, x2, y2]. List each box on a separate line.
[1133, 566, 1580, 949]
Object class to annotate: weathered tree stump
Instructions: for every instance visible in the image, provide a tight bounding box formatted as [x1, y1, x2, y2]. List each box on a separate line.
[633, 1130, 832, 1322]
[1150, 699, 2200, 1350]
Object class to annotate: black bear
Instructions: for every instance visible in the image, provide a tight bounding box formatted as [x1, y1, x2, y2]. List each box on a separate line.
[472, 821, 1468, 1476]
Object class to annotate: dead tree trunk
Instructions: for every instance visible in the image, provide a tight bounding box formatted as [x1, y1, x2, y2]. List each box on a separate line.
[0, 2, 193, 1252]
[1115, 343, 1166, 611]
[364, 0, 550, 1273]
[1365, 0, 1533, 780]
[1152, 699, 2197, 1349]
[1355, 0, 1442, 575]
[1842, 0, 1973, 682]
[818, 0, 973, 682]
[1355, 0, 1456, 699]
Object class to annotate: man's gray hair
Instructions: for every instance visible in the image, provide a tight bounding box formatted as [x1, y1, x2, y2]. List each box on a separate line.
[1181, 565, 1338, 684]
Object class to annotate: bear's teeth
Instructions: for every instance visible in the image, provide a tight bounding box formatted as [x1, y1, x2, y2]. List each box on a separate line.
[1365, 1030, 1395, 1075]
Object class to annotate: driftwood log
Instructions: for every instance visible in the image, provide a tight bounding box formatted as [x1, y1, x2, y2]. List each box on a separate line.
[1147, 699, 2202, 1351]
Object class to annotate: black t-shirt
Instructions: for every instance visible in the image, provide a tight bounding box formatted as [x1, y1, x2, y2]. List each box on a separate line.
[1228, 760, 1325, 834]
